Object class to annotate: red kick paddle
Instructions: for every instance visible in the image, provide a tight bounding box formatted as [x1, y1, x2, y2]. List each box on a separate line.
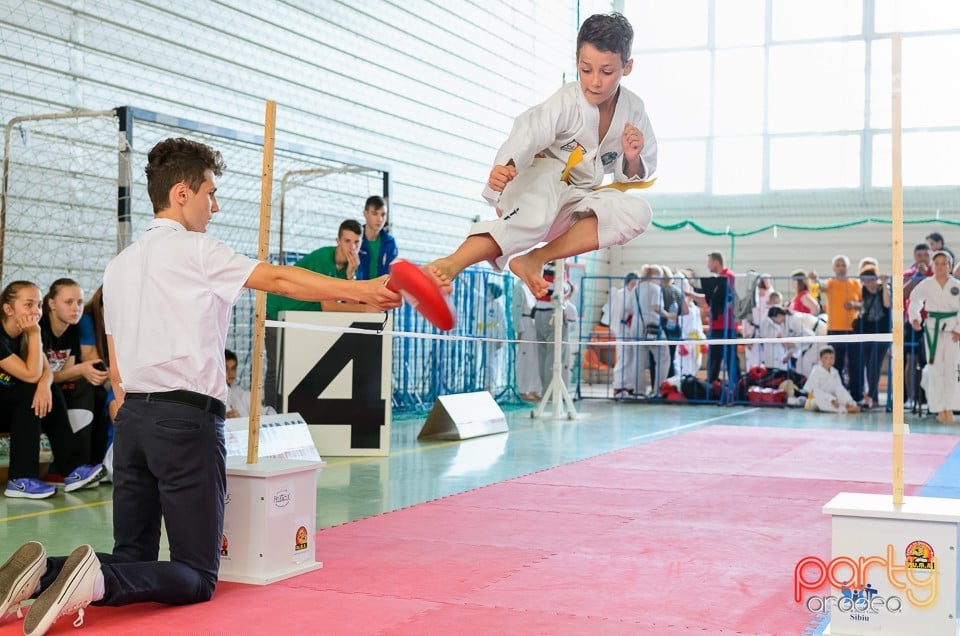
[386, 260, 456, 331]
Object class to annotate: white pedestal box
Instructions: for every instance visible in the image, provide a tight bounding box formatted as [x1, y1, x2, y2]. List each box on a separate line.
[818, 493, 960, 636]
[279, 311, 391, 456]
[218, 457, 323, 585]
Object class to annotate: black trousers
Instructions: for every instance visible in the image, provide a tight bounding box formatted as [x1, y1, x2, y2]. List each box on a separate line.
[58, 380, 110, 465]
[707, 328, 740, 384]
[40, 397, 226, 605]
[0, 382, 83, 480]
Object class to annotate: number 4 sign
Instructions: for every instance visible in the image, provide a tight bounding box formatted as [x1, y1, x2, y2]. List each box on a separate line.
[280, 312, 392, 456]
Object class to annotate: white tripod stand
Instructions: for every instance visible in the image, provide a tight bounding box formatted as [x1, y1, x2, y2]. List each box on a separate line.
[532, 258, 581, 420]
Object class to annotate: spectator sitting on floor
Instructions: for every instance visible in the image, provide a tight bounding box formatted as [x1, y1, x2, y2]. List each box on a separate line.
[803, 346, 860, 414]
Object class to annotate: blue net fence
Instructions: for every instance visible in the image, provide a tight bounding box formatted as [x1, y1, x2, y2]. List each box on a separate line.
[390, 267, 517, 411]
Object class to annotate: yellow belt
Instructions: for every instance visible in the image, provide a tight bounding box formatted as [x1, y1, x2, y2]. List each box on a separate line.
[558, 146, 656, 191]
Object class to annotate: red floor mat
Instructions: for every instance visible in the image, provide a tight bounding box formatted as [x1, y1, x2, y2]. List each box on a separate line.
[12, 425, 957, 636]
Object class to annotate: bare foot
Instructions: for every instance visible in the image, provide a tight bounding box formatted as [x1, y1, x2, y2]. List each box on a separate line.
[938, 410, 956, 424]
[425, 259, 455, 294]
[509, 252, 548, 297]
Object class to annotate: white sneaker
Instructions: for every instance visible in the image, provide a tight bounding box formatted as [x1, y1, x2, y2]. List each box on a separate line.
[0, 542, 45, 621]
[23, 545, 99, 636]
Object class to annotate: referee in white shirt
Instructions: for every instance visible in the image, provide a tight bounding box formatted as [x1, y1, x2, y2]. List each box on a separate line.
[1, 138, 401, 636]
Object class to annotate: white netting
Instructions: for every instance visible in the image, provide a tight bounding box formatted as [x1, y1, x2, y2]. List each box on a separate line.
[125, 117, 387, 387]
[1, 108, 387, 390]
[1, 110, 120, 293]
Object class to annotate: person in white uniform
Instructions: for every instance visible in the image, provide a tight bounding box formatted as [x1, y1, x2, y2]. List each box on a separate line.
[561, 282, 580, 387]
[744, 275, 775, 370]
[634, 265, 669, 396]
[908, 250, 960, 423]
[803, 346, 860, 414]
[510, 281, 541, 401]
[673, 276, 705, 377]
[533, 263, 575, 394]
[480, 282, 507, 395]
[0, 138, 401, 635]
[611, 273, 639, 396]
[428, 12, 657, 299]
[759, 307, 791, 370]
[785, 303, 823, 378]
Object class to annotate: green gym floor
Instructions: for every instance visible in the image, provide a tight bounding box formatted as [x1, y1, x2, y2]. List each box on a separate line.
[0, 399, 950, 560]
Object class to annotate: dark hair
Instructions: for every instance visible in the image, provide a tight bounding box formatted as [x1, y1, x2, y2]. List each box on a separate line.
[364, 195, 385, 211]
[926, 232, 944, 243]
[1, 280, 39, 315]
[577, 12, 633, 66]
[145, 138, 226, 214]
[914, 242, 931, 253]
[225, 349, 238, 363]
[1, 281, 39, 356]
[43, 278, 80, 314]
[767, 306, 787, 319]
[338, 219, 362, 238]
[790, 270, 809, 292]
[819, 346, 836, 357]
[707, 251, 724, 266]
[83, 286, 108, 363]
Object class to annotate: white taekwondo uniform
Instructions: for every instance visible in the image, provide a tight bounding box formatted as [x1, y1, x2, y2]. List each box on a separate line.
[510, 283, 541, 396]
[803, 364, 857, 413]
[473, 82, 657, 271]
[908, 275, 960, 413]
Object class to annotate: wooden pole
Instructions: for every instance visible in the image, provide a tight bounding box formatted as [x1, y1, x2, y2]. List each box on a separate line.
[890, 34, 904, 505]
[247, 100, 277, 464]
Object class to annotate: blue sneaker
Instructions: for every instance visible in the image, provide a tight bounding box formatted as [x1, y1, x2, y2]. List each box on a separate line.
[4, 478, 55, 500]
[63, 465, 105, 493]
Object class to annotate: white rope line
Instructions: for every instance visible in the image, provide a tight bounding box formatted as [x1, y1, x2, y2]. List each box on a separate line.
[266, 318, 894, 348]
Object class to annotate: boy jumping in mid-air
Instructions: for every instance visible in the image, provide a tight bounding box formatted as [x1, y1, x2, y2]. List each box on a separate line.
[429, 12, 657, 298]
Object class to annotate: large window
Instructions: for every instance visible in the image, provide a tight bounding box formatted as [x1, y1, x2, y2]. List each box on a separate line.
[621, 0, 960, 194]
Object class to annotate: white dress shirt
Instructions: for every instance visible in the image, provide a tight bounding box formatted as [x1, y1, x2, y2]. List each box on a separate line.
[103, 218, 258, 403]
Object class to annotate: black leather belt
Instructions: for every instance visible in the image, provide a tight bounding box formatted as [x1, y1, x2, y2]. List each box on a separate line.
[125, 390, 226, 419]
